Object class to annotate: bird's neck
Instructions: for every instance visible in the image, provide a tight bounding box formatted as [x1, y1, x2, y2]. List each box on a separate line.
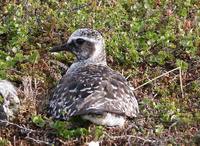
[66, 59, 107, 74]
[67, 45, 107, 74]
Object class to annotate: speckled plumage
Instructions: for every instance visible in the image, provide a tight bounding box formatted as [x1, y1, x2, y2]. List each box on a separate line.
[48, 28, 139, 126]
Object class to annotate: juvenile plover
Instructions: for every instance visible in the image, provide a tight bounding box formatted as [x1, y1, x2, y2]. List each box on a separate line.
[48, 28, 139, 127]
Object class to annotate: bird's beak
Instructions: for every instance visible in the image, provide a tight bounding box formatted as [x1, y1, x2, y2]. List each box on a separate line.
[49, 42, 70, 52]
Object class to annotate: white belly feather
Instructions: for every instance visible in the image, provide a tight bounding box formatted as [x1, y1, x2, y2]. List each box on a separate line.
[82, 113, 125, 127]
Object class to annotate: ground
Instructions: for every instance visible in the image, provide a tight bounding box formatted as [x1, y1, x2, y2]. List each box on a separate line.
[0, 0, 200, 145]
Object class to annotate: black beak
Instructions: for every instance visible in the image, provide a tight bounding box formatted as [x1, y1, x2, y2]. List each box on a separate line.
[49, 42, 69, 52]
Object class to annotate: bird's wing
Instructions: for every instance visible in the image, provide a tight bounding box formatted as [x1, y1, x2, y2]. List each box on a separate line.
[48, 65, 139, 120]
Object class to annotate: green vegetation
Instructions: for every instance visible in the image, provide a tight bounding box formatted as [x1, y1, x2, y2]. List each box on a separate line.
[31, 115, 103, 140]
[50, 120, 88, 139]
[0, 95, 3, 105]
[32, 115, 46, 127]
[0, 137, 10, 146]
[0, 0, 199, 145]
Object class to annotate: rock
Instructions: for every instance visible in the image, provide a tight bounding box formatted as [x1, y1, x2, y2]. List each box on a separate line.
[0, 80, 20, 122]
[87, 141, 99, 146]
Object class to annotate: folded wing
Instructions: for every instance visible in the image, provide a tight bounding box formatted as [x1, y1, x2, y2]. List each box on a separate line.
[48, 65, 139, 120]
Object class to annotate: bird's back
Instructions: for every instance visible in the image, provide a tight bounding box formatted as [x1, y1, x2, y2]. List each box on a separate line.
[48, 64, 139, 120]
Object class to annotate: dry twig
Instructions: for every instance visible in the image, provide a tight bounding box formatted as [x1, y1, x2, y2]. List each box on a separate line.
[0, 119, 35, 133]
[25, 131, 52, 145]
[179, 67, 184, 98]
[0, 120, 52, 145]
[134, 67, 185, 98]
[104, 131, 157, 144]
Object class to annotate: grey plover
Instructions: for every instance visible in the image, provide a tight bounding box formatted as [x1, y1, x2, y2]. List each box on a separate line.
[0, 80, 20, 121]
[48, 28, 139, 127]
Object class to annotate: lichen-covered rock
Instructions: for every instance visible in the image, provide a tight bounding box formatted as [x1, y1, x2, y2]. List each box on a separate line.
[0, 80, 20, 121]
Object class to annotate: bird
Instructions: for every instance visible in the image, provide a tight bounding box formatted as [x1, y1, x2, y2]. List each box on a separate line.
[48, 28, 139, 127]
[0, 80, 20, 122]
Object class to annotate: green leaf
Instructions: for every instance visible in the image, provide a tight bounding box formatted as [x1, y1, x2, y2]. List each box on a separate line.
[95, 126, 104, 139]
[29, 50, 40, 64]
[32, 115, 45, 127]
[155, 124, 164, 135]
[176, 59, 188, 71]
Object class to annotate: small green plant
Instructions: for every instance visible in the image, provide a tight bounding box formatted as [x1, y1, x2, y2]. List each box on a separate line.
[94, 126, 104, 139]
[50, 120, 88, 139]
[0, 137, 10, 146]
[32, 115, 45, 128]
[190, 82, 200, 92]
[194, 112, 200, 122]
[154, 98, 180, 123]
[155, 124, 164, 136]
[153, 97, 196, 126]
[176, 59, 188, 71]
[31, 115, 89, 139]
[0, 95, 4, 105]
[150, 51, 174, 65]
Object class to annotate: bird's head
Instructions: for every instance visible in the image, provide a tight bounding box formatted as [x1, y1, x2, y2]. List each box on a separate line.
[50, 28, 106, 65]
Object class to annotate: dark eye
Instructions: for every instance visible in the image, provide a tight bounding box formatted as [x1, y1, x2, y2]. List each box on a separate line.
[76, 38, 85, 45]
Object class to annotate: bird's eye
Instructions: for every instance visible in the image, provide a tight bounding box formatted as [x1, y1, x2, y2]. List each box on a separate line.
[76, 38, 85, 45]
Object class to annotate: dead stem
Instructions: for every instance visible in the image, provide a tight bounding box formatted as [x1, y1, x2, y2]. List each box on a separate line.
[134, 67, 185, 98]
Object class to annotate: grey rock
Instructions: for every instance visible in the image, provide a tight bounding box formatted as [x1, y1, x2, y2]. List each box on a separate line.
[0, 80, 20, 122]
